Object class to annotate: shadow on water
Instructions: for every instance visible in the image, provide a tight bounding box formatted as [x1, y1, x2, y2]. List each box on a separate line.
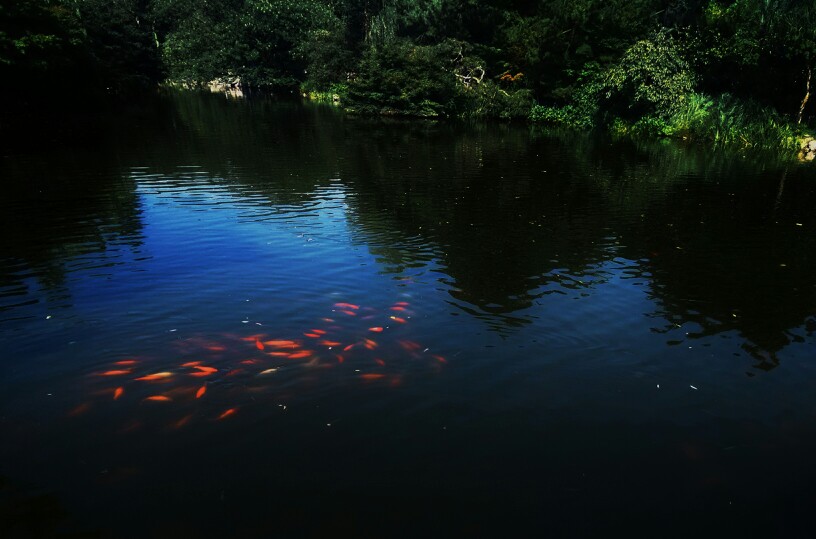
[0, 475, 104, 539]
[0, 149, 144, 323]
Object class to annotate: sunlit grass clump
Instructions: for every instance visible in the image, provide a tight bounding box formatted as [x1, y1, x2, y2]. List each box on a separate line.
[665, 93, 801, 152]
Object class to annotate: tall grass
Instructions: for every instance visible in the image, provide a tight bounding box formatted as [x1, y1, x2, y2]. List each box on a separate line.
[668, 93, 800, 152]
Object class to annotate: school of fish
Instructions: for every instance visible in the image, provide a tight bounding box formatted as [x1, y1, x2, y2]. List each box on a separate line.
[72, 300, 446, 430]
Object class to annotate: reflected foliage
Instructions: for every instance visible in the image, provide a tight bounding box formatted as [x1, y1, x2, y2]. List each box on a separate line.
[3, 93, 814, 364]
[129, 94, 814, 359]
[0, 133, 144, 314]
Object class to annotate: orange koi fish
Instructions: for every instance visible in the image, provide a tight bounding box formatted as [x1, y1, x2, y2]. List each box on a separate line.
[319, 340, 342, 347]
[144, 395, 171, 402]
[195, 385, 207, 399]
[218, 408, 237, 420]
[394, 302, 410, 307]
[368, 327, 384, 333]
[343, 343, 355, 352]
[288, 351, 312, 359]
[114, 360, 139, 366]
[194, 365, 217, 373]
[241, 359, 261, 365]
[135, 372, 173, 381]
[241, 334, 267, 342]
[182, 361, 202, 367]
[398, 340, 421, 352]
[374, 358, 386, 366]
[255, 339, 265, 351]
[304, 333, 321, 338]
[334, 302, 359, 310]
[264, 340, 299, 348]
[206, 345, 226, 352]
[390, 306, 407, 312]
[99, 370, 131, 376]
[311, 329, 327, 335]
[363, 338, 378, 350]
[341, 310, 357, 316]
[336, 355, 345, 364]
[267, 351, 291, 357]
[433, 355, 447, 363]
[226, 368, 243, 377]
[174, 415, 193, 429]
[189, 365, 217, 377]
[389, 316, 406, 324]
[113, 387, 124, 400]
[321, 318, 335, 323]
[360, 373, 386, 381]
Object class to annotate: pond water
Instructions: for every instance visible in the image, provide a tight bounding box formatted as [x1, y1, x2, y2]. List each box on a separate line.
[1, 92, 815, 537]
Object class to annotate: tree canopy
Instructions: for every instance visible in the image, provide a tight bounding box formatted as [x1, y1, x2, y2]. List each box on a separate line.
[1, 0, 814, 134]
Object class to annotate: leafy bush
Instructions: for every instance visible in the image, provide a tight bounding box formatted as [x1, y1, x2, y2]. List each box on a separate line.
[529, 104, 593, 128]
[346, 40, 462, 116]
[599, 32, 696, 119]
[461, 81, 534, 119]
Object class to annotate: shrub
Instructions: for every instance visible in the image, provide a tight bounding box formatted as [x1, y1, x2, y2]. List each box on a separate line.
[599, 32, 696, 119]
[346, 39, 463, 117]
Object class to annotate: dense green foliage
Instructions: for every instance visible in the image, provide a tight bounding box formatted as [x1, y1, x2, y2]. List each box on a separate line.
[1, 0, 814, 150]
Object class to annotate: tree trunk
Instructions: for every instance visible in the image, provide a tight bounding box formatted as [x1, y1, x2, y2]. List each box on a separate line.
[797, 65, 811, 125]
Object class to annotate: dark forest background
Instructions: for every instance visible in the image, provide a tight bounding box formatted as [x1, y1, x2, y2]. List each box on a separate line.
[1, 1, 814, 149]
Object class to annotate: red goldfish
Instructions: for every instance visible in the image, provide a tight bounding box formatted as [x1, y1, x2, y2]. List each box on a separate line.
[99, 370, 131, 376]
[218, 408, 237, 420]
[264, 340, 299, 348]
[135, 372, 173, 381]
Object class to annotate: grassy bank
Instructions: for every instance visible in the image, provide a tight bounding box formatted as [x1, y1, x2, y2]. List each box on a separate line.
[531, 92, 812, 158]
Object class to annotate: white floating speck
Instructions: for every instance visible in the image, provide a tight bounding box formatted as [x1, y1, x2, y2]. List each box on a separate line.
[656, 384, 660, 389]
[46, 315, 52, 320]
[690, 385, 698, 390]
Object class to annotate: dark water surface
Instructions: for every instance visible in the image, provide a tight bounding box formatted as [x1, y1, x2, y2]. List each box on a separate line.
[1, 93, 815, 537]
